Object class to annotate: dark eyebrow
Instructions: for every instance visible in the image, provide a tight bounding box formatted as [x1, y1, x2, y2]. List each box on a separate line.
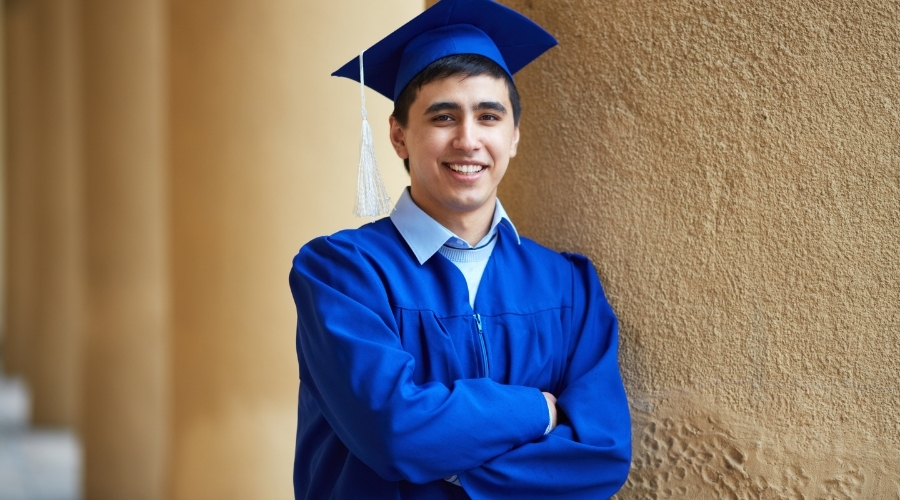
[424, 101, 462, 115]
[475, 101, 508, 114]
[423, 101, 508, 115]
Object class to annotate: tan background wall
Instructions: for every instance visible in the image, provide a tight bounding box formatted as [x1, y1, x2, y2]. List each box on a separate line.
[498, 0, 900, 497]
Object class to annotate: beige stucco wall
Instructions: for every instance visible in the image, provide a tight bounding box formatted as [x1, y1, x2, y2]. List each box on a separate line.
[498, 0, 900, 497]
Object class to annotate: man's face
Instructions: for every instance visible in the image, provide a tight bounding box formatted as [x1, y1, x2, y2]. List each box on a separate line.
[389, 74, 520, 225]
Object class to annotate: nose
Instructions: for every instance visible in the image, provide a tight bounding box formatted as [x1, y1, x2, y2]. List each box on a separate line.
[453, 119, 481, 152]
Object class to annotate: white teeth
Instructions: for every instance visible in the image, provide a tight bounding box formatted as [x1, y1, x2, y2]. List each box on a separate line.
[447, 164, 484, 174]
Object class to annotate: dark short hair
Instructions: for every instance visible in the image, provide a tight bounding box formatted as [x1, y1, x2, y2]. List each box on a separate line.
[391, 54, 522, 172]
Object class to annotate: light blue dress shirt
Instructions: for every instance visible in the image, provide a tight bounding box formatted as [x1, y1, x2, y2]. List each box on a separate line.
[390, 188, 520, 309]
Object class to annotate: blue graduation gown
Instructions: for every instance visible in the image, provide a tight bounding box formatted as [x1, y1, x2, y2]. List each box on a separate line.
[289, 218, 631, 499]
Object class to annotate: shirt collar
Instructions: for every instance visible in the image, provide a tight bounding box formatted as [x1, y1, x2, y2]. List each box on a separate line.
[390, 188, 520, 265]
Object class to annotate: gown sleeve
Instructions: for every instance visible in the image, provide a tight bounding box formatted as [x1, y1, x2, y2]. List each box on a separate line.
[457, 254, 632, 499]
[290, 235, 551, 484]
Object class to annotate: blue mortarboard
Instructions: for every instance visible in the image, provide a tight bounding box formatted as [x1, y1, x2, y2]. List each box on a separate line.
[337, 0, 557, 218]
[333, 0, 558, 101]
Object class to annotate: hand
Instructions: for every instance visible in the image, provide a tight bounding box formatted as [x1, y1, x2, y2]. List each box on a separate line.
[542, 392, 558, 433]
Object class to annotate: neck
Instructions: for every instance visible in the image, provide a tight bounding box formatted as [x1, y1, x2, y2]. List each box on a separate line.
[410, 192, 496, 247]
[441, 208, 494, 247]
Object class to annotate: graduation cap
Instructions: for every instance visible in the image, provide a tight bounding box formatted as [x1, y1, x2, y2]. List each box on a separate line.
[334, 0, 557, 217]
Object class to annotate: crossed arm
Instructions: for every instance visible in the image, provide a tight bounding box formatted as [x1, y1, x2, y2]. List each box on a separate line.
[291, 239, 631, 498]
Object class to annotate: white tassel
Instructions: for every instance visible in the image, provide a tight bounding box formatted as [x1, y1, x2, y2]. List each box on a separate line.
[354, 50, 392, 218]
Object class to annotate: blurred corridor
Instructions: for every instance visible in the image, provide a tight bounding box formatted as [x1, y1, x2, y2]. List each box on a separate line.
[1, 1, 418, 498]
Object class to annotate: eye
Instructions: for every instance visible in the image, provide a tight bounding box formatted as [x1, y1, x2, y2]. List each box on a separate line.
[432, 114, 454, 122]
[479, 113, 501, 121]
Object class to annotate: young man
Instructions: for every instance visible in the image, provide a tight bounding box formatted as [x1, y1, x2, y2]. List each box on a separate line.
[289, 1, 631, 498]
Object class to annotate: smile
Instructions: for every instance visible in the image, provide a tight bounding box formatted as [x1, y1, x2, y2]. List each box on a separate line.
[446, 163, 486, 175]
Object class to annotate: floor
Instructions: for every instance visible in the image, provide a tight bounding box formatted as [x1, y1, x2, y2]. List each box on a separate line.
[0, 376, 81, 500]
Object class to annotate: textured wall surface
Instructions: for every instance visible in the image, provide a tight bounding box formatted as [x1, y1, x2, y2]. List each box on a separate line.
[498, 0, 900, 497]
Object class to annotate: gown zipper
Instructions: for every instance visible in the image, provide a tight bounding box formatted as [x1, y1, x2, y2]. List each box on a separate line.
[474, 313, 490, 378]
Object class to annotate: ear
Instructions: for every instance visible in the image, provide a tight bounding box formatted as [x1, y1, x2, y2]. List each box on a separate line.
[389, 116, 409, 160]
[509, 125, 520, 158]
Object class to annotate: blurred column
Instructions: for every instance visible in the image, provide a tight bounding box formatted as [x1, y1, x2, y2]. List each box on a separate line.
[167, 1, 416, 497]
[4, 0, 40, 382]
[0, 0, 7, 374]
[3, 0, 83, 426]
[81, 1, 169, 498]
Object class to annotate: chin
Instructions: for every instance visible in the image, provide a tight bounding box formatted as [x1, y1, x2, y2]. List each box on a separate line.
[448, 193, 492, 212]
